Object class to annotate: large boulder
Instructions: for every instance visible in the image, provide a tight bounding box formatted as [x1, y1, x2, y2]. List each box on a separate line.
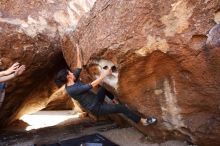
[0, 0, 96, 127]
[61, 0, 220, 145]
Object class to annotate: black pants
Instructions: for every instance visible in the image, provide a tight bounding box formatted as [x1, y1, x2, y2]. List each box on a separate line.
[90, 87, 141, 123]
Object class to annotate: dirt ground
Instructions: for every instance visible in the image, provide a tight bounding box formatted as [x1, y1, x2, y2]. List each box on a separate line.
[0, 121, 193, 146]
[0, 111, 195, 146]
[101, 127, 191, 146]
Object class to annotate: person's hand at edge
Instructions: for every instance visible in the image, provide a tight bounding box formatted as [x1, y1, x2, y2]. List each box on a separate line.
[4, 62, 19, 75]
[14, 65, 26, 76]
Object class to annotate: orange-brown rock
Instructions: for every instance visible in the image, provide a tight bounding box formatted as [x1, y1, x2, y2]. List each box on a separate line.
[0, 0, 96, 127]
[62, 0, 220, 145]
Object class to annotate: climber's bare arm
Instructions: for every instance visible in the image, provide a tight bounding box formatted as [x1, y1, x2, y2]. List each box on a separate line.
[91, 68, 112, 88]
[76, 44, 82, 69]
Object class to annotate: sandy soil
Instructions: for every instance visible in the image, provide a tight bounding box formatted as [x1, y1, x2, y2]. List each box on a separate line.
[0, 111, 195, 146]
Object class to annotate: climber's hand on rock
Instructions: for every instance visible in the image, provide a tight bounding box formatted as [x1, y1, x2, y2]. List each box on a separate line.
[76, 44, 80, 54]
[101, 68, 112, 77]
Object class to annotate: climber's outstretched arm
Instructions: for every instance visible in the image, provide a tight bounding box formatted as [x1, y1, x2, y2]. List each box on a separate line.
[76, 44, 82, 69]
[91, 68, 112, 88]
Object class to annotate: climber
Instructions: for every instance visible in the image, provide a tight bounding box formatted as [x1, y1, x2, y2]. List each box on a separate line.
[55, 44, 157, 126]
[0, 62, 26, 107]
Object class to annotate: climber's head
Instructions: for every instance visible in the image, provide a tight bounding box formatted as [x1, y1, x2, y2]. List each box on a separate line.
[55, 69, 76, 87]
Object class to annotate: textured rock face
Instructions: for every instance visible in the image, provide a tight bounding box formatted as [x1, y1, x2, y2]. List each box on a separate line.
[0, 0, 96, 127]
[62, 0, 220, 145]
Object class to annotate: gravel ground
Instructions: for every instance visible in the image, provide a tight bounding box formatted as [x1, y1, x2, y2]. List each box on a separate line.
[101, 127, 191, 146]
[0, 111, 195, 146]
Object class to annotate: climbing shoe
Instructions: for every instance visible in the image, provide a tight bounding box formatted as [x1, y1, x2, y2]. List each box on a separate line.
[143, 117, 157, 126]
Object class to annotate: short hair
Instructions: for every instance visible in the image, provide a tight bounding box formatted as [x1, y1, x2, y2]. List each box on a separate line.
[55, 69, 68, 87]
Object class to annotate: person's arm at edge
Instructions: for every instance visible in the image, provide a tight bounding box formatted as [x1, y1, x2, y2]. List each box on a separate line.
[0, 62, 19, 77]
[0, 73, 16, 82]
[0, 71, 7, 77]
[0, 65, 25, 82]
